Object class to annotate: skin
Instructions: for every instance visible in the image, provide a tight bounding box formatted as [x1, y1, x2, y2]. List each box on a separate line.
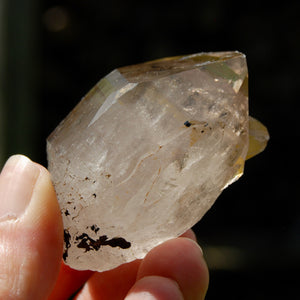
[0, 155, 209, 299]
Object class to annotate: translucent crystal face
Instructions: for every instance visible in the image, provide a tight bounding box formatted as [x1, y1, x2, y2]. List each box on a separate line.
[47, 52, 266, 272]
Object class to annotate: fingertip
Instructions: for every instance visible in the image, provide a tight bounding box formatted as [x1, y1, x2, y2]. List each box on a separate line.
[137, 238, 209, 300]
[0, 155, 63, 299]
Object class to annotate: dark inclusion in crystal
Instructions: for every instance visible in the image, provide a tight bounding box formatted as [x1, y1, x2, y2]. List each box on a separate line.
[184, 121, 192, 127]
[75, 233, 131, 252]
[63, 229, 71, 261]
[90, 224, 100, 233]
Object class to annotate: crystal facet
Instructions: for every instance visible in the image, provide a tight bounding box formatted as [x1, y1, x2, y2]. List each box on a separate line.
[47, 51, 268, 272]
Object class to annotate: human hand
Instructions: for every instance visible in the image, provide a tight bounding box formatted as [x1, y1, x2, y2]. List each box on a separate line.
[0, 155, 209, 299]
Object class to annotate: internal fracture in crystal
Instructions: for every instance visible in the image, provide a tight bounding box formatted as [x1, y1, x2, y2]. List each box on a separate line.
[47, 51, 269, 272]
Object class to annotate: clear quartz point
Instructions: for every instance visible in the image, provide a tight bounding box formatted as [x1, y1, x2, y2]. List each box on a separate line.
[47, 51, 269, 271]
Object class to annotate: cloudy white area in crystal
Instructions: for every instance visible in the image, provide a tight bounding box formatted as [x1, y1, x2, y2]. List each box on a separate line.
[47, 51, 249, 272]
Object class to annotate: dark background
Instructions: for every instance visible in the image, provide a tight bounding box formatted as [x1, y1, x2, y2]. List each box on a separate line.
[1, 0, 299, 299]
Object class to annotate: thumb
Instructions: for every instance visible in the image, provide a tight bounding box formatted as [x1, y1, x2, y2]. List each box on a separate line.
[0, 155, 63, 299]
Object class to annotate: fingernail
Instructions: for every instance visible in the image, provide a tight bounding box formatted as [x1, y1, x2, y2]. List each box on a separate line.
[0, 155, 40, 221]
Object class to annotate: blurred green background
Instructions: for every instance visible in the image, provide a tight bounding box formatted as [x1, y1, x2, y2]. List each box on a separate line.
[0, 0, 299, 299]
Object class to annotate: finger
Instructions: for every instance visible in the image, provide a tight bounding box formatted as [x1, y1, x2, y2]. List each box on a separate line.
[48, 261, 93, 300]
[75, 259, 141, 300]
[125, 276, 184, 300]
[136, 238, 209, 300]
[0, 155, 63, 299]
